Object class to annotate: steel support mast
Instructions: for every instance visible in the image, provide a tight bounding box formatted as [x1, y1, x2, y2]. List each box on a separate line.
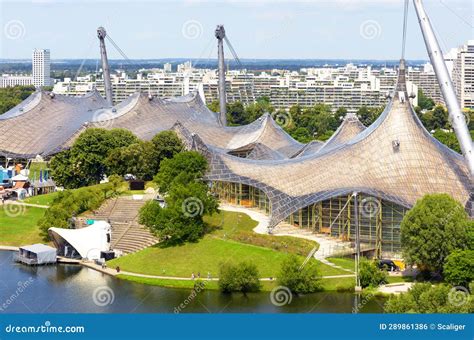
[413, 0, 474, 178]
[97, 27, 114, 107]
[215, 25, 227, 126]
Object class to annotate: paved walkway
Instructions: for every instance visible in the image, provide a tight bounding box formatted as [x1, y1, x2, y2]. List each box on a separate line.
[84, 260, 354, 281]
[377, 282, 414, 294]
[3, 201, 49, 209]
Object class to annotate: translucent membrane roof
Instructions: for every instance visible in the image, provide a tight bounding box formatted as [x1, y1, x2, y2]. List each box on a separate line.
[199, 65, 471, 226]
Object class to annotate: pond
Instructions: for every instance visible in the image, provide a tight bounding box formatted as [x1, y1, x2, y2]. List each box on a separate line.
[0, 251, 386, 313]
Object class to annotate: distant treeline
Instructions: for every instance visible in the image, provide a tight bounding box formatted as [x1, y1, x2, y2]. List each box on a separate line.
[0, 58, 428, 76]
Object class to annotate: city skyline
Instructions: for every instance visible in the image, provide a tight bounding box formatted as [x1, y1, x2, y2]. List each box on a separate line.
[0, 0, 471, 60]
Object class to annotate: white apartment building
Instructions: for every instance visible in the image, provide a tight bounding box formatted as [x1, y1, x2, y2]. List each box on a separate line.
[32, 49, 51, 87]
[0, 74, 33, 88]
[452, 40, 474, 109]
[54, 62, 427, 111]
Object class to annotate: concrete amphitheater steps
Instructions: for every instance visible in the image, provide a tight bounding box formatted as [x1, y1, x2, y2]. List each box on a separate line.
[85, 196, 158, 254]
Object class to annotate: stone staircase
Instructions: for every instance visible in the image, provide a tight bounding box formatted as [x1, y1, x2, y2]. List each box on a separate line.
[85, 196, 158, 254]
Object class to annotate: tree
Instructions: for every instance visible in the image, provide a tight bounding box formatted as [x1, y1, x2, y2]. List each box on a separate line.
[140, 151, 218, 244]
[0, 85, 36, 114]
[218, 262, 261, 293]
[154, 151, 208, 194]
[417, 89, 435, 111]
[50, 128, 139, 188]
[359, 258, 387, 288]
[277, 255, 321, 294]
[432, 130, 461, 153]
[106, 141, 158, 181]
[151, 130, 184, 164]
[401, 194, 471, 273]
[357, 106, 384, 126]
[443, 250, 474, 288]
[384, 283, 473, 313]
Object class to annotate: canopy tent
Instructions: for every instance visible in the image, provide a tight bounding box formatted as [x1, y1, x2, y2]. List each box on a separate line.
[18, 244, 57, 265]
[48, 221, 111, 260]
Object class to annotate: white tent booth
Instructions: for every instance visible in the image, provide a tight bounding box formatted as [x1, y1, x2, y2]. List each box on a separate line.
[48, 221, 112, 260]
[16, 244, 57, 265]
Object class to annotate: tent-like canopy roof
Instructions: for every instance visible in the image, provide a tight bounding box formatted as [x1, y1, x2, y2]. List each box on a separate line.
[198, 63, 471, 227]
[49, 220, 111, 260]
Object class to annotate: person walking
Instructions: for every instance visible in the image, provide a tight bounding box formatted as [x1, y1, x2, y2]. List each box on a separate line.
[191, 272, 195, 280]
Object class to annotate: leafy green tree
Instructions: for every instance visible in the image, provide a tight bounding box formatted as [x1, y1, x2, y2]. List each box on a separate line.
[106, 141, 158, 180]
[401, 194, 471, 272]
[356, 106, 384, 126]
[50, 128, 139, 188]
[432, 130, 461, 153]
[207, 100, 219, 113]
[359, 258, 387, 288]
[443, 250, 474, 288]
[417, 89, 435, 111]
[218, 262, 261, 293]
[277, 255, 321, 294]
[151, 130, 184, 164]
[154, 151, 208, 194]
[141, 151, 218, 244]
[0, 85, 36, 114]
[384, 283, 473, 313]
[227, 101, 247, 125]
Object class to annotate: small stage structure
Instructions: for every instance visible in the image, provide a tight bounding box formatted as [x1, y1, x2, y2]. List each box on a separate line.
[15, 244, 57, 265]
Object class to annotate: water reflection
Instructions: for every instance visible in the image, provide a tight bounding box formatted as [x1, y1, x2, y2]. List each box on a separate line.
[0, 251, 385, 313]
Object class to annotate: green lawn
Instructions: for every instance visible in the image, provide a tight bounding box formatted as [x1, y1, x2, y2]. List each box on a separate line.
[327, 257, 355, 271]
[24, 192, 59, 206]
[205, 211, 318, 256]
[0, 206, 46, 245]
[108, 211, 346, 279]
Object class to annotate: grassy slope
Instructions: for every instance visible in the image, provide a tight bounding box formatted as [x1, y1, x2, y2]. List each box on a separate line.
[24, 192, 59, 206]
[108, 210, 346, 279]
[0, 206, 46, 245]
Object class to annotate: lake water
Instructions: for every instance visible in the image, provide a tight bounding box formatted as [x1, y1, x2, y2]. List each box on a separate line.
[0, 251, 385, 313]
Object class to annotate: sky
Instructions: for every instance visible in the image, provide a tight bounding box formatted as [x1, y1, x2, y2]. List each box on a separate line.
[0, 0, 472, 61]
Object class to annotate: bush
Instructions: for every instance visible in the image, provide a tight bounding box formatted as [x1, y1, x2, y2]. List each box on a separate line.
[443, 250, 474, 288]
[384, 283, 473, 313]
[277, 255, 321, 294]
[401, 194, 471, 273]
[218, 262, 261, 293]
[359, 258, 387, 288]
[38, 183, 118, 241]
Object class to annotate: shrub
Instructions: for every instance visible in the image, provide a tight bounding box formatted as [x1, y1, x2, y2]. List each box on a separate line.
[38, 184, 117, 241]
[359, 258, 387, 288]
[218, 262, 261, 293]
[384, 283, 473, 313]
[443, 250, 474, 288]
[277, 255, 321, 294]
